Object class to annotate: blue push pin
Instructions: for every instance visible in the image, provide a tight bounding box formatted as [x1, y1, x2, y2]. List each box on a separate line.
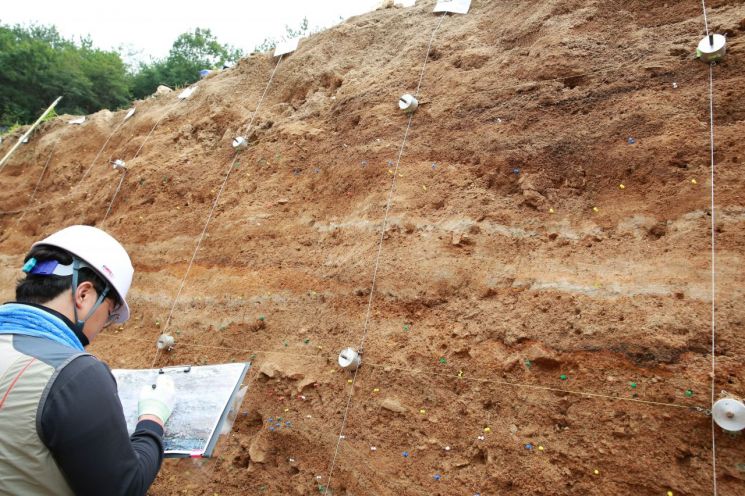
[267, 417, 274, 423]
[285, 421, 292, 427]
[525, 443, 533, 450]
[269, 426, 275, 431]
[433, 474, 442, 481]
[402, 451, 409, 458]
[513, 168, 520, 174]
[627, 137, 636, 144]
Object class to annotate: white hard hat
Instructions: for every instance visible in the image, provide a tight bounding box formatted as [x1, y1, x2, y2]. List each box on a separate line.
[33, 225, 133, 323]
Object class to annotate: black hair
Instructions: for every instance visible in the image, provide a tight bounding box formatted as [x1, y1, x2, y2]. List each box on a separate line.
[15, 245, 121, 306]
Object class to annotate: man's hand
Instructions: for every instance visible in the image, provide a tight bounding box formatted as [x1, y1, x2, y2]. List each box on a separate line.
[138, 375, 176, 426]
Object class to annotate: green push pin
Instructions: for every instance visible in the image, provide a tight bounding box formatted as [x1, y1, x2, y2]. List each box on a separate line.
[629, 382, 637, 389]
[403, 324, 410, 331]
[250, 354, 256, 360]
[439, 357, 447, 364]
[258, 316, 265, 321]
[560, 374, 567, 381]
[524, 360, 532, 369]
[283, 341, 288, 347]
[304, 338, 310, 344]
[685, 389, 694, 397]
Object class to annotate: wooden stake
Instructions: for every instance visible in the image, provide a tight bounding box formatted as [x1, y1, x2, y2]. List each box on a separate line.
[0, 96, 63, 173]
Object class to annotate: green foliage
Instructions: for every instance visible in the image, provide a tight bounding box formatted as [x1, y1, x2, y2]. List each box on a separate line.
[129, 28, 243, 99]
[0, 122, 21, 136]
[41, 107, 58, 122]
[0, 23, 244, 124]
[0, 23, 130, 127]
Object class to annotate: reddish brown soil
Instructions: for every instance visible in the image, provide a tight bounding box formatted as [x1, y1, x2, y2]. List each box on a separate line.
[2, 1, 745, 494]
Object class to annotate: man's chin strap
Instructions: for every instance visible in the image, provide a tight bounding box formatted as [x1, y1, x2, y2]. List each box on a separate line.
[71, 259, 110, 333]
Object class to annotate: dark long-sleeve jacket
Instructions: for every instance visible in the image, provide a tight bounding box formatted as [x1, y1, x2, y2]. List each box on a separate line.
[0, 303, 163, 496]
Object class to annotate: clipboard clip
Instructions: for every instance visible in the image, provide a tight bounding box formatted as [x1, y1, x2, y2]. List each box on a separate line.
[158, 365, 192, 374]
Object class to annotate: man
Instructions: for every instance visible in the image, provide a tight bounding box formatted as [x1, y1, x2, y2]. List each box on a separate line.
[0, 225, 176, 495]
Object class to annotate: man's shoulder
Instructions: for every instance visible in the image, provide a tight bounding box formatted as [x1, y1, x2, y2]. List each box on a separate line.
[12, 334, 90, 369]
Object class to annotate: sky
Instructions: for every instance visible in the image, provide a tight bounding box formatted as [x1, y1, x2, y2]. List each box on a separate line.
[1, 1, 416, 64]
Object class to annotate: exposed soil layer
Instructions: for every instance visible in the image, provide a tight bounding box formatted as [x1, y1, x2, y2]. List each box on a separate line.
[2, 1, 745, 495]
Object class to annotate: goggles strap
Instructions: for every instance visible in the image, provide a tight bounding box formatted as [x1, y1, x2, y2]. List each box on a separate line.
[71, 259, 111, 331]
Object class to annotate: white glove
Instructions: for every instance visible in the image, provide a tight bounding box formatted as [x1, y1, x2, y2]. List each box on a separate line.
[138, 375, 176, 425]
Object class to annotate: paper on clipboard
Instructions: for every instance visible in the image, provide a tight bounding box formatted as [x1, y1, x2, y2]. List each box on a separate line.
[113, 362, 250, 458]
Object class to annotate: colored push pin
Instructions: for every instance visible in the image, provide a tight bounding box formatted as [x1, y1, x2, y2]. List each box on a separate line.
[512, 168, 521, 175]
[592, 207, 599, 213]
[524, 359, 532, 369]
[560, 374, 568, 381]
[444, 446, 451, 451]
[549, 208, 555, 214]
[370, 446, 377, 451]
[347, 379, 353, 384]
[594, 469, 600, 475]
[627, 137, 636, 144]
[691, 179, 698, 185]
[457, 370, 464, 378]
[525, 443, 533, 450]
[685, 389, 694, 398]
[477, 435, 485, 441]
[483, 427, 492, 433]
[672, 82, 678, 89]
[629, 382, 637, 389]
[619, 183, 625, 190]
[667, 491, 674, 496]
[422, 185, 428, 191]
[439, 357, 447, 364]
[433, 474, 442, 481]
[419, 409, 427, 414]
[538, 445, 544, 451]
[403, 324, 410, 331]
[373, 388, 380, 393]
[402, 451, 409, 458]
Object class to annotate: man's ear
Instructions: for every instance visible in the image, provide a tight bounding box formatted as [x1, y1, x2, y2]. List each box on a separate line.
[73, 281, 95, 308]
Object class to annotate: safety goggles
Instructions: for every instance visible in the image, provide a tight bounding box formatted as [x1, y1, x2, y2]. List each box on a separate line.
[103, 301, 122, 328]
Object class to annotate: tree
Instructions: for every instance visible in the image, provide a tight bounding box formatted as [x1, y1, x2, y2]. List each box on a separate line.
[129, 28, 243, 99]
[0, 23, 243, 125]
[0, 23, 130, 127]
